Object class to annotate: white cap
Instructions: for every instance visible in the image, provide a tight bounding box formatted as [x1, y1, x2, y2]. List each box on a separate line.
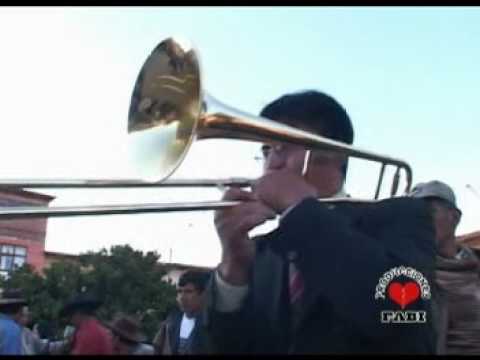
[409, 180, 461, 214]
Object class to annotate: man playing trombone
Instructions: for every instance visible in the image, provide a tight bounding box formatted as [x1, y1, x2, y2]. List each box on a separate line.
[204, 90, 437, 354]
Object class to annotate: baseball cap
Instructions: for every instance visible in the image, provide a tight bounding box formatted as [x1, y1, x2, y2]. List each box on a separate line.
[409, 180, 461, 215]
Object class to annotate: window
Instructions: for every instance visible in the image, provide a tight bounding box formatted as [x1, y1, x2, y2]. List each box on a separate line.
[0, 244, 27, 278]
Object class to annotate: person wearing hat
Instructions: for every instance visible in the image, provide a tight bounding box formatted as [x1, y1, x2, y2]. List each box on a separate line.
[0, 289, 70, 355]
[59, 292, 113, 355]
[108, 313, 154, 355]
[409, 180, 462, 259]
[20, 306, 70, 355]
[0, 289, 27, 354]
[410, 180, 480, 354]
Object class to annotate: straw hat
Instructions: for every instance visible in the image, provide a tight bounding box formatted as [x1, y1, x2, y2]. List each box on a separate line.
[107, 314, 146, 344]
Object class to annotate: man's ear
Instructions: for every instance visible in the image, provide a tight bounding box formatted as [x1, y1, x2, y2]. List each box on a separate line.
[451, 209, 461, 228]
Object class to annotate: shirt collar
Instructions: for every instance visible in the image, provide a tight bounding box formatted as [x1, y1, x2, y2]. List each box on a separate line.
[333, 186, 348, 198]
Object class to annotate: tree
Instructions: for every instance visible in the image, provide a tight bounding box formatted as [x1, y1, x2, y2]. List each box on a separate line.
[0, 245, 177, 341]
[78, 245, 178, 338]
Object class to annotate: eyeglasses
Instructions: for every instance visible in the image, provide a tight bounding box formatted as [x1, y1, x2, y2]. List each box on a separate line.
[255, 144, 339, 164]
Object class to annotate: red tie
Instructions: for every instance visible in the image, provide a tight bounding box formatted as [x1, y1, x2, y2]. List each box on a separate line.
[289, 258, 305, 305]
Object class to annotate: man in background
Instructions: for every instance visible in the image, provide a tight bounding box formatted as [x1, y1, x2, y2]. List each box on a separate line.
[59, 292, 113, 355]
[0, 289, 27, 354]
[153, 270, 211, 354]
[410, 180, 480, 354]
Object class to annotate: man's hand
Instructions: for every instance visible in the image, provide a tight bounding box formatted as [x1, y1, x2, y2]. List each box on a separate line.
[214, 187, 276, 286]
[253, 170, 319, 214]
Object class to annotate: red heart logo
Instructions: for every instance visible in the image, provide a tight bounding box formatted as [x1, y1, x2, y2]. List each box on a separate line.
[387, 281, 420, 309]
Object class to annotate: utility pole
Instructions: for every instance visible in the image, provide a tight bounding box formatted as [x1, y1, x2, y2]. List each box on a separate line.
[466, 184, 480, 200]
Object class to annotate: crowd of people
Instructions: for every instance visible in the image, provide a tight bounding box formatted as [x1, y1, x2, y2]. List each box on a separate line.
[1, 89, 479, 355]
[0, 270, 211, 355]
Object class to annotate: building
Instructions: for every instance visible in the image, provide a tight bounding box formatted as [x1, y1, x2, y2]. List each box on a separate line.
[0, 189, 54, 278]
[161, 262, 213, 285]
[43, 250, 80, 268]
[0, 189, 214, 281]
[457, 230, 480, 251]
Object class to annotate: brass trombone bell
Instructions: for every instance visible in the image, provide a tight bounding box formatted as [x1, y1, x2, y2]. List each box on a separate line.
[0, 37, 413, 218]
[127, 37, 412, 196]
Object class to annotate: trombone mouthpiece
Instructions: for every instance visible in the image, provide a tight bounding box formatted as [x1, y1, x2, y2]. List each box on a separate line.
[302, 150, 311, 177]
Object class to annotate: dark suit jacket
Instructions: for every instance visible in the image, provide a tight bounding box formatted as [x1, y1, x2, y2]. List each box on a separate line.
[204, 197, 437, 354]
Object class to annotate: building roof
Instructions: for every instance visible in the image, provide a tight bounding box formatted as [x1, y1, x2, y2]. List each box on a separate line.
[44, 250, 79, 260]
[159, 262, 213, 272]
[457, 230, 480, 244]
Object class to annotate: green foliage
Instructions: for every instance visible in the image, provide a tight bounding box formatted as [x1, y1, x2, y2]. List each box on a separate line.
[0, 245, 177, 341]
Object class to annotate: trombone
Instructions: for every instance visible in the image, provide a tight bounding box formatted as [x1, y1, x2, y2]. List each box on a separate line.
[0, 37, 412, 219]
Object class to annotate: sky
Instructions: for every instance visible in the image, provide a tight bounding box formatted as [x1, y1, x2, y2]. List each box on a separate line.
[0, 7, 478, 267]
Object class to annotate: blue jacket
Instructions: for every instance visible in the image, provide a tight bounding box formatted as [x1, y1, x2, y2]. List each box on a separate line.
[0, 314, 23, 355]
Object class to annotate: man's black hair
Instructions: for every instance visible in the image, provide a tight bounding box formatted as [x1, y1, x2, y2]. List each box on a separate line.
[260, 90, 354, 178]
[178, 270, 211, 293]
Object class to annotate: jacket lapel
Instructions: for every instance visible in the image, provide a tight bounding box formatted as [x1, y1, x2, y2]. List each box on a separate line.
[288, 202, 364, 334]
[254, 234, 289, 337]
[169, 312, 182, 354]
